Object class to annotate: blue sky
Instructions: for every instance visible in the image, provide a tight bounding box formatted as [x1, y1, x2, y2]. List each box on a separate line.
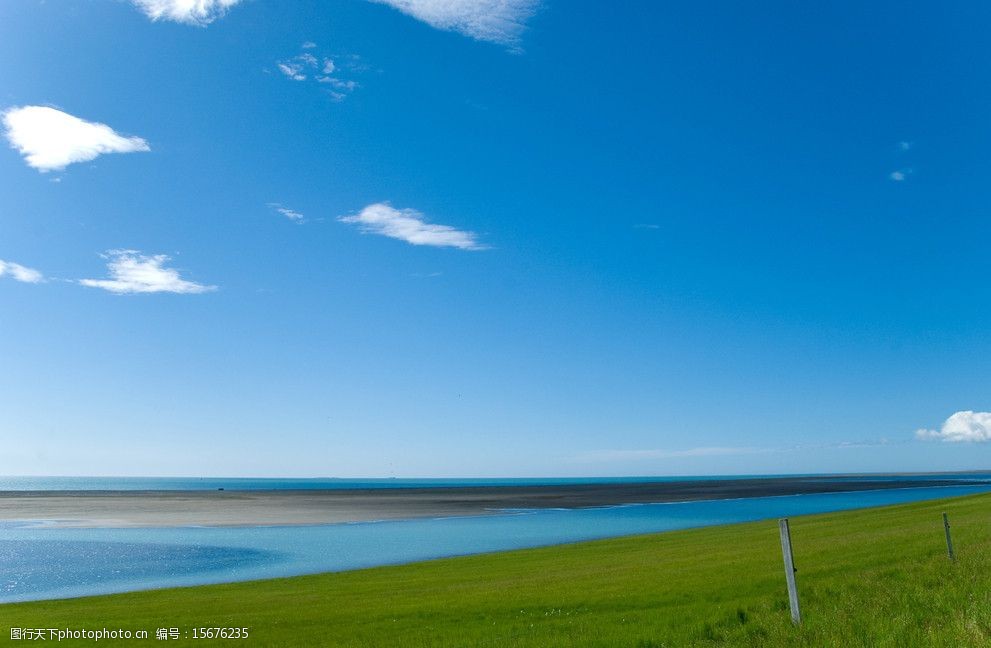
[2, 0, 990, 477]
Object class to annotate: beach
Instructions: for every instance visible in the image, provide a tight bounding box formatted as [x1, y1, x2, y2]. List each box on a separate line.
[2, 475, 985, 527]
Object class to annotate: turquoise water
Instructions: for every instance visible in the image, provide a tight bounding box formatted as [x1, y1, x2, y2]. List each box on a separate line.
[3, 483, 990, 603]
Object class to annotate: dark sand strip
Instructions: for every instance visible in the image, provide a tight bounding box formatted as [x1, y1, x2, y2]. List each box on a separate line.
[1, 476, 987, 528]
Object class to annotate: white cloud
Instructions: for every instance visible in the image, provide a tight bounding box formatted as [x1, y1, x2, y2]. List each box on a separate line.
[2, 106, 150, 173]
[890, 170, 907, 181]
[269, 203, 305, 223]
[340, 202, 486, 250]
[276, 50, 361, 100]
[369, 0, 539, 46]
[278, 62, 307, 81]
[318, 77, 358, 91]
[79, 250, 216, 295]
[916, 411, 991, 443]
[130, 0, 242, 25]
[0, 259, 44, 284]
[302, 41, 317, 49]
[899, 141, 912, 151]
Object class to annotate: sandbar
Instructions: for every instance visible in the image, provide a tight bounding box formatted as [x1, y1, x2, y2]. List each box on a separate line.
[1, 475, 987, 528]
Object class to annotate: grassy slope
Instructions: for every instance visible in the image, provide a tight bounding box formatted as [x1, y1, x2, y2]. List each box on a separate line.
[5, 493, 991, 647]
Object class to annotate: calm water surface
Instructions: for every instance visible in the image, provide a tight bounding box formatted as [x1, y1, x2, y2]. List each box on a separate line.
[3, 483, 990, 603]
[0, 475, 809, 491]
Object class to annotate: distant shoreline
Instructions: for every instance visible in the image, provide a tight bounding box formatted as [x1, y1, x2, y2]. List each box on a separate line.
[3, 475, 989, 528]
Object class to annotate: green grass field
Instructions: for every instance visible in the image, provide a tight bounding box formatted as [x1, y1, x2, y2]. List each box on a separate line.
[6, 492, 991, 646]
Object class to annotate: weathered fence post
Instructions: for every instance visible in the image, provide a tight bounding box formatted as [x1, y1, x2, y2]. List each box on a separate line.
[943, 512, 955, 561]
[778, 518, 802, 625]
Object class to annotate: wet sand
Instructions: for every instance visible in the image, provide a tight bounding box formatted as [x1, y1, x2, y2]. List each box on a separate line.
[1, 476, 986, 528]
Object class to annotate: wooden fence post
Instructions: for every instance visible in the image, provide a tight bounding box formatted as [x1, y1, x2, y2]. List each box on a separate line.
[779, 518, 802, 625]
[943, 512, 955, 561]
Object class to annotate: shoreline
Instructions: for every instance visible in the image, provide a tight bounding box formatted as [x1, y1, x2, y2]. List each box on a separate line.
[2, 476, 988, 528]
[8, 492, 991, 644]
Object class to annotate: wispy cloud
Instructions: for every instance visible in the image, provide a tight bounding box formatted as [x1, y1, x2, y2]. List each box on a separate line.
[634, 224, 660, 230]
[830, 439, 893, 449]
[568, 446, 772, 464]
[79, 250, 216, 295]
[369, 0, 539, 47]
[268, 203, 306, 224]
[130, 0, 242, 25]
[916, 411, 991, 443]
[340, 202, 486, 250]
[569, 438, 897, 464]
[890, 141, 914, 180]
[2, 106, 149, 173]
[277, 62, 308, 81]
[317, 76, 359, 100]
[275, 47, 363, 101]
[0, 259, 44, 284]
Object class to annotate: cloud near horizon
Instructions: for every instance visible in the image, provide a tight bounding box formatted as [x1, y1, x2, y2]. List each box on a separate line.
[569, 446, 772, 463]
[0, 259, 44, 284]
[369, 0, 539, 46]
[2, 106, 150, 172]
[916, 411, 991, 443]
[340, 203, 486, 250]
[130, 0, 242, 25]
[79, 250, 216, 295]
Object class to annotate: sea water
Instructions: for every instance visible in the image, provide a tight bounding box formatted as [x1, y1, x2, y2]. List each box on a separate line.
[2, 483, 990, 603]
[0, 475, 811, 491]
